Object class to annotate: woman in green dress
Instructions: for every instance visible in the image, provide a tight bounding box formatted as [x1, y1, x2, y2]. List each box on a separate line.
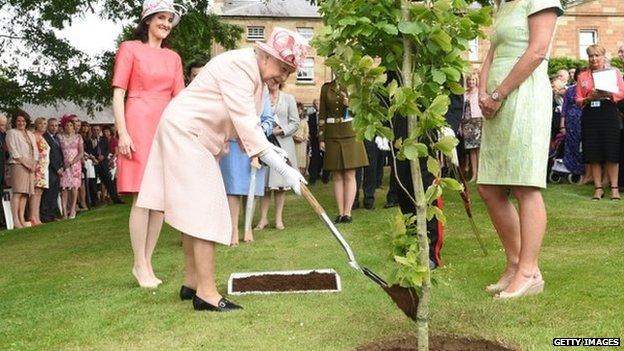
[477, 0, 563, 299]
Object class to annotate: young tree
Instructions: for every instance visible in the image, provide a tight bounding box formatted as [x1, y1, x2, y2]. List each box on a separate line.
[0, 0, 242, 112]
[313, 0, 491, 349]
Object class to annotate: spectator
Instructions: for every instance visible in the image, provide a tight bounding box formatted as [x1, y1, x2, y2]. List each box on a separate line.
[555, 69, 570, 86]
[257, 82, 300, 230]
[103, 127, 118, 156]
[220, 91, 274, 244]
[187, 59, 206, 84]
[560, 67, 585, 180]
[59, 116, 84, 218]
[30, 117, 50, 226]
[78, 120, 91, 209]
[0, 114, 7, 192]
[461, 73, 483, 182]
[293, 102, 309, 176]
[617, 45, 624, 190]
[319, 79, 368, 223]
[40, 118, 63, 222]
[91, 125, 123, 204]
[6, 110, 38, 228]
[307, 99, 329, 184]
[576, 44, 624, 201]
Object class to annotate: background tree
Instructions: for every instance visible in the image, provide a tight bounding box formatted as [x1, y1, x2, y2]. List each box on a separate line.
[0, 0, 242, 113]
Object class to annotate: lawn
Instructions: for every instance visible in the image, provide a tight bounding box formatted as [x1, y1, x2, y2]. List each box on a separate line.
[1, 179, 623, 351]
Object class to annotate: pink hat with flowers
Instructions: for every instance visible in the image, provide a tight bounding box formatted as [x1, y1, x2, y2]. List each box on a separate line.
[256, 27, 311, 69]
[141, 0, 187, 27]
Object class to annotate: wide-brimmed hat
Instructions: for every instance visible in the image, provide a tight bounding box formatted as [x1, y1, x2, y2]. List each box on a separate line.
[256, 27, 310, 69]
[141, 0, 187, 27]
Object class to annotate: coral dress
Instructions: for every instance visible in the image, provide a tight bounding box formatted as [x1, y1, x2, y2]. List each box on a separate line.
[137, 48, 272, 245]
[112, 40, 184, 193]
[59, 134, 83, 189]
[478, 0, 563, 188]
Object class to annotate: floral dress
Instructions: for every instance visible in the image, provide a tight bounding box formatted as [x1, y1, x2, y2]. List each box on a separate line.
[34, 132, 50, 189]
[59, 134, 83, 189]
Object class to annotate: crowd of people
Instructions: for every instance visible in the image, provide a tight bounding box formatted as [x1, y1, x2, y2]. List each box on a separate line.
[0, 110, 124, 229]
[549, 44, 624, 200]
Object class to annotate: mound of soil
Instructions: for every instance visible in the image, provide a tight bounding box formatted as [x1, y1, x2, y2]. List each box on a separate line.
[231, 271, 338, 293]
[357, 335, 517, 351]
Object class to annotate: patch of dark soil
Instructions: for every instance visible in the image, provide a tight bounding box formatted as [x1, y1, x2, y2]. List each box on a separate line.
[357, 335, 517, 351]
[382, 285, 419, 321]
[231, 271, 338, 293]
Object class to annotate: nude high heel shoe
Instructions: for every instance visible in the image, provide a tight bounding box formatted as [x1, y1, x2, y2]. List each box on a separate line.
[495, 275, 544, 300]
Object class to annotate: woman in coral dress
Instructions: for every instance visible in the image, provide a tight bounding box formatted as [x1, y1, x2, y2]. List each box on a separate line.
[112, 0, 185, 288]
[137, 27, 308, 311]
[59, 116, 84, 219]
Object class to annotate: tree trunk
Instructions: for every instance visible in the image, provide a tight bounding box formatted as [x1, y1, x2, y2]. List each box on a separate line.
[401, 1, 431, 350]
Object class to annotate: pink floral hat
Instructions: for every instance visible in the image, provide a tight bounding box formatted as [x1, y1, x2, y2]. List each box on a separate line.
[256, 27, 310, 69]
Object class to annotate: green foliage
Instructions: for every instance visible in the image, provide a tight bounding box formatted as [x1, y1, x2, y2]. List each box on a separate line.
[548, 57, 587, 78]
[313, 0, 491, 291]
[0, 1, 242, 113]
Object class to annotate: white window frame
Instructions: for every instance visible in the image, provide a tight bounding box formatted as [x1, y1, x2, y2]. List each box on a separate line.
[247, 26, 265, 41]
[579, 29, 597, 59]
[297, 57, 315, 84]
[468, 38, 479, 62]
[297, 27, 315, 41]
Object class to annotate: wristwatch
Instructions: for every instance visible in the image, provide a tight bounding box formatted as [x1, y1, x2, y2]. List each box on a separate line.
[491, 90, 502, 102]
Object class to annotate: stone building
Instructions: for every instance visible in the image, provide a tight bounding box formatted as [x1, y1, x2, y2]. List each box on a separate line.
[470, 0, 624, 67]
[212, 0, 331, 105]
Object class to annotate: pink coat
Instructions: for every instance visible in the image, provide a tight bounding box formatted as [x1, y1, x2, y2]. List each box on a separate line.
[136, 48, 272, 244]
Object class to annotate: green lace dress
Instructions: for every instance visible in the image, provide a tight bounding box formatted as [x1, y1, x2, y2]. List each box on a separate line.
[478, 0, 563, 188]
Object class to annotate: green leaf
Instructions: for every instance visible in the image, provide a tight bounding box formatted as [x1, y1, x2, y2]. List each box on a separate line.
[427, 156, 441, 177]
[431, 30, 453, 52]
[441, 67, 461, 82]
[440, 177, 463, 192]
[433, 135, 459, 155]
[448, 82, 465, 95]
[398, 21, 423, 35]
[427, 95, 450, 117]
[431, 69, 446, 84]
[387, 79, 398, 98]
[358, 56, 375, 69]
[338, 17, 357, 26]
[379, 23, 399, 35]
[403, 143, 420, 160]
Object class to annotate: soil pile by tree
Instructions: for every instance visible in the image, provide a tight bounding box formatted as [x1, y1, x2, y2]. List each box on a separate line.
[357, 335, 517, 351]
[231, 271, 338, 293]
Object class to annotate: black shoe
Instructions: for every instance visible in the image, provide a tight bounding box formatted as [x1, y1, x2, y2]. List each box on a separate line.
[352, 201, 360, 210]
[112, 197, 125, 204]
[193, 295, 242, 312]
[340, 215, 352, 223]
[363, 202, 374, 210]
[383, 202, 398, 208]
[334, 215, 343, 224]
[179, 285, 196, 300]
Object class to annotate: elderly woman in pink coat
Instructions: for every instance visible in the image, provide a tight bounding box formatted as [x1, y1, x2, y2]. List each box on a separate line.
[137, 28, 308, 312]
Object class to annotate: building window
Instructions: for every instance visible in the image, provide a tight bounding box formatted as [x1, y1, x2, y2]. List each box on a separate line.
[247, 26, 265, 41]
[297, 27, 314, 41]
[579, 30, 597, 59]
[297, 57, 315, 83]
[468, 39, 479, 62]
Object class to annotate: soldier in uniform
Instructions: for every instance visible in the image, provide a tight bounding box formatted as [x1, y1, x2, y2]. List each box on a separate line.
[318, 79, 369, 223]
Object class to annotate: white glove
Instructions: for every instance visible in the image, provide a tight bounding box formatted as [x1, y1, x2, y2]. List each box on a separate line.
[439, 127, 459, 167]
[374, 136, 391, 151]
[267, 144, 289, 160]
[259, 147, 307, 195]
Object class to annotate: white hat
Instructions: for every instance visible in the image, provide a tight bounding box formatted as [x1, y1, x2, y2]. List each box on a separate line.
[141, 0, 187, 27]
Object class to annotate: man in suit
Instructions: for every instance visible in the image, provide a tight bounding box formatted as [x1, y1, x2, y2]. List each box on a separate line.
[90, 125, 123, 205]
[40, 118, 64, 222]
[307, 99, 330, 185]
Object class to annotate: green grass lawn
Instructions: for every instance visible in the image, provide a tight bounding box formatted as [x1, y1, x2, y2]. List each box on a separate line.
[1, 179, 623, 351]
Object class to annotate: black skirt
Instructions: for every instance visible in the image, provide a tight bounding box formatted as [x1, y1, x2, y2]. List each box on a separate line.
[581, 100, 622, 163]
